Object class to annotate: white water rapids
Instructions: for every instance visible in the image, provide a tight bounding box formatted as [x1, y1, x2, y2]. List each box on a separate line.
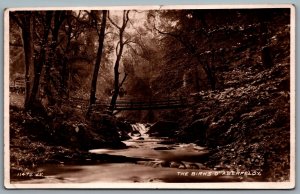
[130, 123, 150, 139]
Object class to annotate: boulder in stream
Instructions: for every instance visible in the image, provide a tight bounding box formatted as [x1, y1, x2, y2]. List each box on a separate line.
[177, 117, 211, 146]
[147, 121, 179, 137]
[130, 131, 141, 137]
[153, 146, 174, 150]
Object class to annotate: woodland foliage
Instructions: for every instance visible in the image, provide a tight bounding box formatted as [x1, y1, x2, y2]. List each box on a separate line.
[9, 8, 291, 181]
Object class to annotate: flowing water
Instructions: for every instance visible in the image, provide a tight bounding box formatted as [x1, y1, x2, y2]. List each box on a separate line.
[14, 123, 256, 183]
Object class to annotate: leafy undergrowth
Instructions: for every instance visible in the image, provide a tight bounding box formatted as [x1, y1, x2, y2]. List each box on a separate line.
[177, 63, 290, 181]
[9, 102, 132, 181]
[176, 23, 290, 181]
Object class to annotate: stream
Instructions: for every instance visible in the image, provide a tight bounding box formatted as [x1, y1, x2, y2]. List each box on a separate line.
[14, 123, 256, 183]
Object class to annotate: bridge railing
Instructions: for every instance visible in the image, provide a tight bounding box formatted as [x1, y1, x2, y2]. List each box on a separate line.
[62, 96, 190, 111]
[112, 97, 189, 110]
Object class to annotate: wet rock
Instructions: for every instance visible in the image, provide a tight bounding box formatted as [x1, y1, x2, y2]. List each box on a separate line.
[189, 164, 199, 169]
[177, 117, 211, 146]
[116, 120, 133, 132]
[214, 164, 224, 170]
[51, 119, 126, 150]
[170, 161, 184, 168]
[118, 131, 131, 141]
[159, 161, 171, 168]
[197, 163, 205, 169]
[139, 161, 161, 168]
[141, 160, 171, 168]
[147, 121, 179, 137]
[130, 131, 141, 137]
[178, 164, 186, 169]
[184, 162, 199, 169]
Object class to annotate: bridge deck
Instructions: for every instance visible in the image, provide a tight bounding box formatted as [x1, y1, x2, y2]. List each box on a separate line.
[95, 98, 189, 110]
[66, 97, 189, 111]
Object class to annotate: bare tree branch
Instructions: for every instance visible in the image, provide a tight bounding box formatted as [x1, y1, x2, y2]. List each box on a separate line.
[115, 41, 120, 56]
[128, 17, 145, 40]
[105, 31, 114, 36]
[124, 10, 130, 27]
[126, 43, 139, 56]
[109, 10, 131, 111]
[108, 11, 121, 30]
[122, 11, 126, 26]
[152, 22, 197, 56]
[123, 38, 134, 45]
[119, 72, 128, 88]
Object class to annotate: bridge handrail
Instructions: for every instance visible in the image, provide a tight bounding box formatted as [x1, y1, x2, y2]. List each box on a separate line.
[65, 96, 189, 110]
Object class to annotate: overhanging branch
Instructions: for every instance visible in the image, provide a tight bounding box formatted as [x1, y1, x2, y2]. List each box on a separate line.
[119, 72, 128, 88]
[108, 11, 121, 30]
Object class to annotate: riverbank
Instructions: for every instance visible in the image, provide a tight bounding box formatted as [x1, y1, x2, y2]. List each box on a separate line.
[12, 123, 261, 183]
[172, 37, 290, 181]
[9, 99, 135, 181]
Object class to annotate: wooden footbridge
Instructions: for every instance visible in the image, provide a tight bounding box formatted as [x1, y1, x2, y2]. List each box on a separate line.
[69, 96, 190, 111]
[108, 97, 188, 110]
[9, 77, 190, 111]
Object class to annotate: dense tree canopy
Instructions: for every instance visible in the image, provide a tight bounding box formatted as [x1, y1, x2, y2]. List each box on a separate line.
[10, 9, 289, 112]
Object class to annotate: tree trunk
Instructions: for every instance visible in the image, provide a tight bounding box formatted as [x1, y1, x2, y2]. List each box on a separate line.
[44, 11, 65, 105]
[110, 45, 123, 111]
[21, 15, 34, 111]
[26, 61, 43, 111]
[196, 54, 216, 90]
[61, 15, 73, 99]
[26, 12, 52, 111]
[88, 11, 107, 111]
[61, 57, 69, 97]
[108, 10, 130, 112]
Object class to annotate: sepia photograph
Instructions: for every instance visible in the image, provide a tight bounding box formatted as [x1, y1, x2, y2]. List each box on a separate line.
[4, 4, 295, 189]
